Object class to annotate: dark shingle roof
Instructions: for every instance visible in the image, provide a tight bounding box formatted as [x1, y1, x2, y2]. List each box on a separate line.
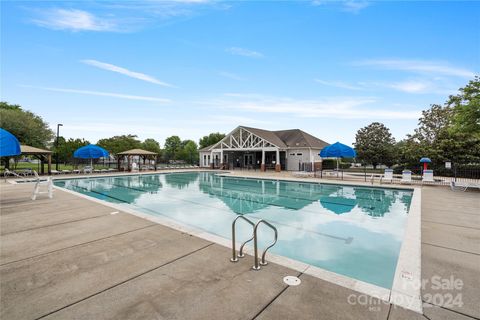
[200, 126, 329, 151]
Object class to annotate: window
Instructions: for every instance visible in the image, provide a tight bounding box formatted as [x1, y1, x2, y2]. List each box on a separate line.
[296, 153, 303, 156]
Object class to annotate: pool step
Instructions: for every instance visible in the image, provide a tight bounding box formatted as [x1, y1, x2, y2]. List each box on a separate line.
[230, 216, 278, 271]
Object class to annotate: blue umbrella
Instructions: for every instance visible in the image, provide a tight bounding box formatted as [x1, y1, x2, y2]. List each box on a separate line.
[320, 142, 357, 158]
[419, 157, 431, 163]
[0, 128, 21, 157]
[320, 142, 356, 170]
[74, 144, 109, 167]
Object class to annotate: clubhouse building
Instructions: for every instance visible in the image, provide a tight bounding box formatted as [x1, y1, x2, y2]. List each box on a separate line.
[199, 126, 329, 172]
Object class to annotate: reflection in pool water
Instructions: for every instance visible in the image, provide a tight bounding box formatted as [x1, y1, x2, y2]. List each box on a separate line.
[55, 171, 412, 289]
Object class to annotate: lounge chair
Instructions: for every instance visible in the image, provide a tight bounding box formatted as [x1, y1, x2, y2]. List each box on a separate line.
[380, 168, 394, 184]
[450, 181, 480, 192]
[62, 169, 71, 174]
[4, 168, 23, 179]
[422, 170, 435, 184]
[401, 170, 412, 184]
[83, 166, 93, 174]
[72, 169, 80, 174]
[50, 169, 62, 175]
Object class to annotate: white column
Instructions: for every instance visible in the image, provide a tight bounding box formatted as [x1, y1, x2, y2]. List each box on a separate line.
[310, 148, 314, 172]
[276, 149, 279, 162]
[262, 149, 265, 164]
[220, 149, 224, 163]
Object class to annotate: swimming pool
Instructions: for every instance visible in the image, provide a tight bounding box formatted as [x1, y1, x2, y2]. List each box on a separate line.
[54, 171, 413, 289]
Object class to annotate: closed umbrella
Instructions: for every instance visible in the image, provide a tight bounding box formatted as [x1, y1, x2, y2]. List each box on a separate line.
[0, 128, 21, 157]
[73, 144, 109, 167]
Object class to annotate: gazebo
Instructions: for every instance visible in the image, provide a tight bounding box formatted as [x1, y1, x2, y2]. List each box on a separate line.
[20, 145, 52, 175]
[117, 149, 159, 171]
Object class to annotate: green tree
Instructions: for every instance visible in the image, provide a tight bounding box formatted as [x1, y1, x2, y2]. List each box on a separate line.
[199, 132, 225, 149]
[53, 138, 90, 163]
[97, 135, 142, 155]
[164, 136, 182, 160]
[178, 140, 199, 164]
[142, 138, 161, 154]
[0, 101, 53, 148]
[447, 76, 480, 138]
[354, 122, 396, 168]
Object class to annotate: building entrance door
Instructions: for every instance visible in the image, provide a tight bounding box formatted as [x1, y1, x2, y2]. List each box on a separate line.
[244, 154, 253, 167]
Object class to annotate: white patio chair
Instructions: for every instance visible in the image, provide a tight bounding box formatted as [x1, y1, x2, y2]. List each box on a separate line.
[32, 171, 53, 200]
[50, 169, 62, 175]
[381, 168, 394, 184]
[422, 170, 434, 184]
[131, 163, 139, 172]
[401, 170, 412, 184]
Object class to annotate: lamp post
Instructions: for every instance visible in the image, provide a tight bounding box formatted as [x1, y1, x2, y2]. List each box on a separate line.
[55, 124, 63, 171]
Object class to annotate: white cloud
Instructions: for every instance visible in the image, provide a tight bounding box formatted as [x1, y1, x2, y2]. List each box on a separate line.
[311, 0, 370, 13]
[81, 60, 175, 87]
[385, 81, 431, 93]
[218, 71, 245, 81]
[32, 9, 118, 32]
[21, 85, 171, 103]
[342, 1, 370, 13]
[199, 93, 420, 119]
[355, 59, 475, 78]
[314, 79, 363, 90]
[226, 47, 264, 58]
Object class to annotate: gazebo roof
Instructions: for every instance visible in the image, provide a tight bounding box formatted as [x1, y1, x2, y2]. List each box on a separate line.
[117, 148, 158, 156]
[20, 145, 52, 155]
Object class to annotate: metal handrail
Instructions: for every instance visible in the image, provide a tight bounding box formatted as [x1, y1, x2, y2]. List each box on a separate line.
[230, 215, 255, 262]
[252, 219, 278, 270]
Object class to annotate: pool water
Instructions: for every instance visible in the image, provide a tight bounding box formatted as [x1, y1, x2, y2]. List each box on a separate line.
[54, 172, 413, 288]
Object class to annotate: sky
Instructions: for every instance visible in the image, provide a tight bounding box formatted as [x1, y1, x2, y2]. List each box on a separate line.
[1, 0, 479, 147]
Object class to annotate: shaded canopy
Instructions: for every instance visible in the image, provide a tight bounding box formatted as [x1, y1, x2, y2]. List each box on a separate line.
[74, 144, 109, 159]
[419, 157, 431, 163]
[21, 145, 52, 155]
[320, 142, 356, 158]
[117, 148, 158, 156]
[0, 128, 21, 157]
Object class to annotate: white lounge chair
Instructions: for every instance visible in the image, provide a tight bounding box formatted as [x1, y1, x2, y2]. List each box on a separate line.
[401, 170, 412, 184]
[381, 168, 394, 184]
[422, 170, 434, 184]
[72, 169, 80, 174]
[450, 181, 480, 192]
[83, 166, 93, 174]
[62, 169, 71, 174]
[50, 169, 62, 175]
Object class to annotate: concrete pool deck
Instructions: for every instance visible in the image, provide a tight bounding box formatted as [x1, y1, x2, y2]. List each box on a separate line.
[1, 171, 479, 319]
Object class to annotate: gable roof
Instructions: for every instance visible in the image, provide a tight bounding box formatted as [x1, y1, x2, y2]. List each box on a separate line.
[200, 126, 329, 151]
[273, 129, 329, 149]
[117, 148, 158, 155]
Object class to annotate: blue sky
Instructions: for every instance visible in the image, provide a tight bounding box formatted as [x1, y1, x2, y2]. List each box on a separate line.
[1, 1, 479, 147]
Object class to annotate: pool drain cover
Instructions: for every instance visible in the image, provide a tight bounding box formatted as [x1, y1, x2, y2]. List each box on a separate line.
[283, 276, 301, 286]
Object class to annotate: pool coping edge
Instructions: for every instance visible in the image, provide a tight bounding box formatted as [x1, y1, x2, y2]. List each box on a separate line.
[52, 178, 421, 313]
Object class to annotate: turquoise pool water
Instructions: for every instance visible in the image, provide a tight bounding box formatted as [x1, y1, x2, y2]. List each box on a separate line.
[54, 171, 413, 289]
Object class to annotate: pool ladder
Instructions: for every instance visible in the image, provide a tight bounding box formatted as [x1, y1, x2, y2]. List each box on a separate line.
[230, 216, 278, 270]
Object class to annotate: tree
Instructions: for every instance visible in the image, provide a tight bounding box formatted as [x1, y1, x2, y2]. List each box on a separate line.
[163, 136, 182, 160]
[354, 122, 396, 168]
[178, 140, 199, 164]
[447, 76, 480, 138]
[199, 132, 225, 149]
[53, 138, 90, 163]
[142, 138, 161, 154]
[97, 135, 142, 155]
[0, 101, 53, 148]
